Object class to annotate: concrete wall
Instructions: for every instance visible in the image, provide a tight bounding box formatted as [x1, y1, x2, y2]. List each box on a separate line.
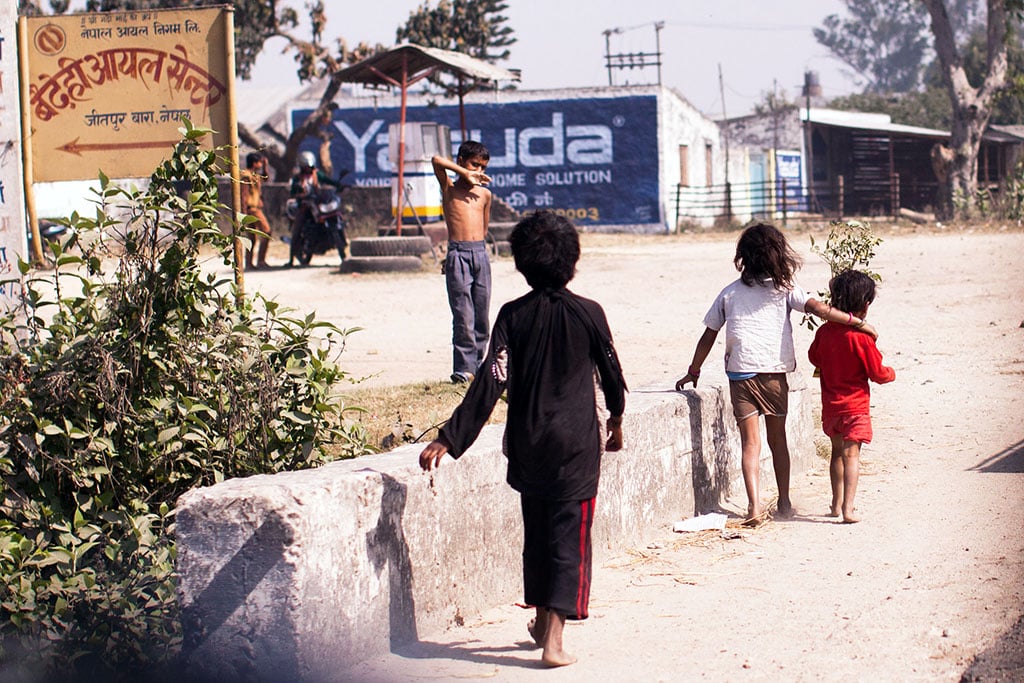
[175, 375, 817, 682]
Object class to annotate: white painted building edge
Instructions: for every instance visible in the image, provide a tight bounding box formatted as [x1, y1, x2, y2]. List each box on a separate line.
[0, 7, 29, 277]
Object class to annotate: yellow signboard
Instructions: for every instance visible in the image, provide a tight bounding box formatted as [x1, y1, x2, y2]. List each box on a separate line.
[20, 8, 233, 182]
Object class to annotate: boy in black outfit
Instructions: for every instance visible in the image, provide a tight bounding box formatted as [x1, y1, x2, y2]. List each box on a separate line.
[420, 210, 627, 668]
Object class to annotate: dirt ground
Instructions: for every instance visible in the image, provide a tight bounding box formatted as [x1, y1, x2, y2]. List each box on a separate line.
[234, 224, 1024, 681]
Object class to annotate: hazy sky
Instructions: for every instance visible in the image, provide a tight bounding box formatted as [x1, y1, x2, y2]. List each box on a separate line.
[245, 0, 867, 117]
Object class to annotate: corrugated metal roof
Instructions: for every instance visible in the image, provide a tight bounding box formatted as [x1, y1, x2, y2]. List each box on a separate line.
[988, 124, 1024, 142]
[801, 107, 948, 138]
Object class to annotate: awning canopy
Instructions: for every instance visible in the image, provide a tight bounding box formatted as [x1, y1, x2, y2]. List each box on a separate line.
[334, 44, 519, 232]
[334, 43, 519, 89]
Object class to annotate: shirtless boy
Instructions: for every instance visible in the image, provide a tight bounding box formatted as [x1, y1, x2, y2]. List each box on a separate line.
[431, 141, 492, 384]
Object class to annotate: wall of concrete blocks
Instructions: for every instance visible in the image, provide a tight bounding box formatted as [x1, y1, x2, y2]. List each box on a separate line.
[174, 375, 817, 682]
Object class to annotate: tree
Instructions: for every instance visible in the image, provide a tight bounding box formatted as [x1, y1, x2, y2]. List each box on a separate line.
[827, 90, 953, 129]
[814, 0, 987, 94]
[813, 0, 933, 93]
[397, 0, 515, 61]
[826, 21, 1024, 131]
[395, 0, 516, 94]
[923, 0, 1020, 218]
[951, 24, 1024, 123]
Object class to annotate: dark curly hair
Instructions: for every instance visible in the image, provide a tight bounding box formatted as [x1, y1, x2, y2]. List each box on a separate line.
[829, 269, 876, 314]
[456, 140, 490, 163]
[734, 222, 802, 290]
[509, 210, 580, 290]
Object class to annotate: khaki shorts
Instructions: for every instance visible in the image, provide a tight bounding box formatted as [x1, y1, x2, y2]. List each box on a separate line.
[729, 373, 788, 421]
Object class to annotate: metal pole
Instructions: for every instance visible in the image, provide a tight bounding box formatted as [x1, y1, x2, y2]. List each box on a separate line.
[458, 74, 467, 141]
[396, 54, 408, 235]
[655, 22, 664, 85]
[603, 30, 613, 86]
[782, 178, 788, 226]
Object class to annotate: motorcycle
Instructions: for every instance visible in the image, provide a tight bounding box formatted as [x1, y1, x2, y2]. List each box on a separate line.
[285, 184, 348, 267]
[27, 219, 73, 260]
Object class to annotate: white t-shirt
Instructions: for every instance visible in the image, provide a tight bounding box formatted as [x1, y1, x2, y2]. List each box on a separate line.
[703, 278, 810, 374]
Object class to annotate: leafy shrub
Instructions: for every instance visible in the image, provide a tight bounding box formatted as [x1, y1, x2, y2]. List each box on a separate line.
[0, 121, 371, 680]
[803, 219, 883, 330]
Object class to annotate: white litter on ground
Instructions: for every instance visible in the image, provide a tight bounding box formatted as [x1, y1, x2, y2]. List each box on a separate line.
[673, 513, 727, 533]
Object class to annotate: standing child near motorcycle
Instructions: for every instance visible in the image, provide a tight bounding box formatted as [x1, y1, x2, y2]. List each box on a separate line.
[287, 151, 345, 268]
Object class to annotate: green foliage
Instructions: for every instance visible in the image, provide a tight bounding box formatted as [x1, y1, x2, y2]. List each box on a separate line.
[396, 0, 516, 62]
[804, 220, 884, 330]
[954, 160, 1024, 223]
[0, 121, 370, 679]
[924, 25, 1024, 126]
[813, 0, 932, 93]
[395, 0, 516, 94]
[826, 89, 952, 130]
[998, 161, 1024, 224]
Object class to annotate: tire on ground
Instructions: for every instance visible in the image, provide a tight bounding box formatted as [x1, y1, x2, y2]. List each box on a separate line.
[349, 236, 432, 257]
[339, 256, 425, 273]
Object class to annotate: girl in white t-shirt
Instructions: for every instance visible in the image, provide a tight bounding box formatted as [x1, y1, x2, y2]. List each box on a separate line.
[675, 223, 877, 524]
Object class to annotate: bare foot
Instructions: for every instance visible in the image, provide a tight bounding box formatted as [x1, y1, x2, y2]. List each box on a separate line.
[527, 617, 544, 648]
[541, 648, 577, 668]
[842, 512, 861, 524]
[775, 499, 795, 519]
[827, 508, 841, 518]
[742, 505, 766, 526]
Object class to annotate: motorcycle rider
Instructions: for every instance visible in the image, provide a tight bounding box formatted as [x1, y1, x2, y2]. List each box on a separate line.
[287, 150, 345, 267]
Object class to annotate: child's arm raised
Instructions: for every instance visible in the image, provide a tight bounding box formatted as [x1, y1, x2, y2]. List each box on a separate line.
[675, 327, 719, 390]
[431, 155, 491, 187]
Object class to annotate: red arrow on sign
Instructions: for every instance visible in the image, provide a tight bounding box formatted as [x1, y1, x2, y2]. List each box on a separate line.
[58, 138, 179, 156]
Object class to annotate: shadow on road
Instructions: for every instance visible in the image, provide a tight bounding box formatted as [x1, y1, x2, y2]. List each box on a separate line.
[968, 439, 1024, 473]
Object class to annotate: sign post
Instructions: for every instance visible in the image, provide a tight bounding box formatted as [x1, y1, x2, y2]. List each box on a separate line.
[18, 8, 242, 291]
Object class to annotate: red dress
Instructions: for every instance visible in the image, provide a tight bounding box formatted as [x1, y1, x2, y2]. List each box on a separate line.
[808, 321, 895, 420]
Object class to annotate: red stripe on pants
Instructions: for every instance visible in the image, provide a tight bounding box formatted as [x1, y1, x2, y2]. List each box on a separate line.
[576, 498, 595, 618]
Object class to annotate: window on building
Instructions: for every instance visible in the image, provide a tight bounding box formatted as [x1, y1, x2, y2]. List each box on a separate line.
[678, 145, 689, 186]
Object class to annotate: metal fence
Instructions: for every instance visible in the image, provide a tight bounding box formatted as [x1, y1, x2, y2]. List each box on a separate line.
[671, 174, 914, 229]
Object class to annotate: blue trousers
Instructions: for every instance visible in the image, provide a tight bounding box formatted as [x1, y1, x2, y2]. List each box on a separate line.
[445, 240, 491, 377]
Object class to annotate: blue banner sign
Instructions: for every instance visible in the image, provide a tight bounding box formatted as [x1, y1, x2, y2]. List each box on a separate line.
[775, 151, 806, 212]
[292, 95, 661, 226]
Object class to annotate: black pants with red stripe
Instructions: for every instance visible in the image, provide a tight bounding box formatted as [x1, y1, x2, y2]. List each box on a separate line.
[520, 495, 595, 620]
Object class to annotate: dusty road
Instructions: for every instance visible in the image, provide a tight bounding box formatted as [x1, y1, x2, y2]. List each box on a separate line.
[236, 226, 1024, 681]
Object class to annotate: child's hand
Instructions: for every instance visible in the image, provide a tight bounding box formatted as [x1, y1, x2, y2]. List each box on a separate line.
[675, 365, 701, 390]
[856, 321, 879, 340]
[675, 373, 697, 390]
[419, 438, 450, 471]
[465, 169, 491, 186]
[605, 416, 623, 451]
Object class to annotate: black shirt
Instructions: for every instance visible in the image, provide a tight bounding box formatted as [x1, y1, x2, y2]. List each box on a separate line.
[441, 287, 627, 500]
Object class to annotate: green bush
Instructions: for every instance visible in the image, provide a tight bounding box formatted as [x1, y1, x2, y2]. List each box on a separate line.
[803, 219, 883, 330]
[0, 121, 371, 680]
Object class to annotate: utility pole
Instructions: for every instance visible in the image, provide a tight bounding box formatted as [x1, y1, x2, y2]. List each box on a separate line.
[718, 63, 731, 222]
[602, 21, 665, 87]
